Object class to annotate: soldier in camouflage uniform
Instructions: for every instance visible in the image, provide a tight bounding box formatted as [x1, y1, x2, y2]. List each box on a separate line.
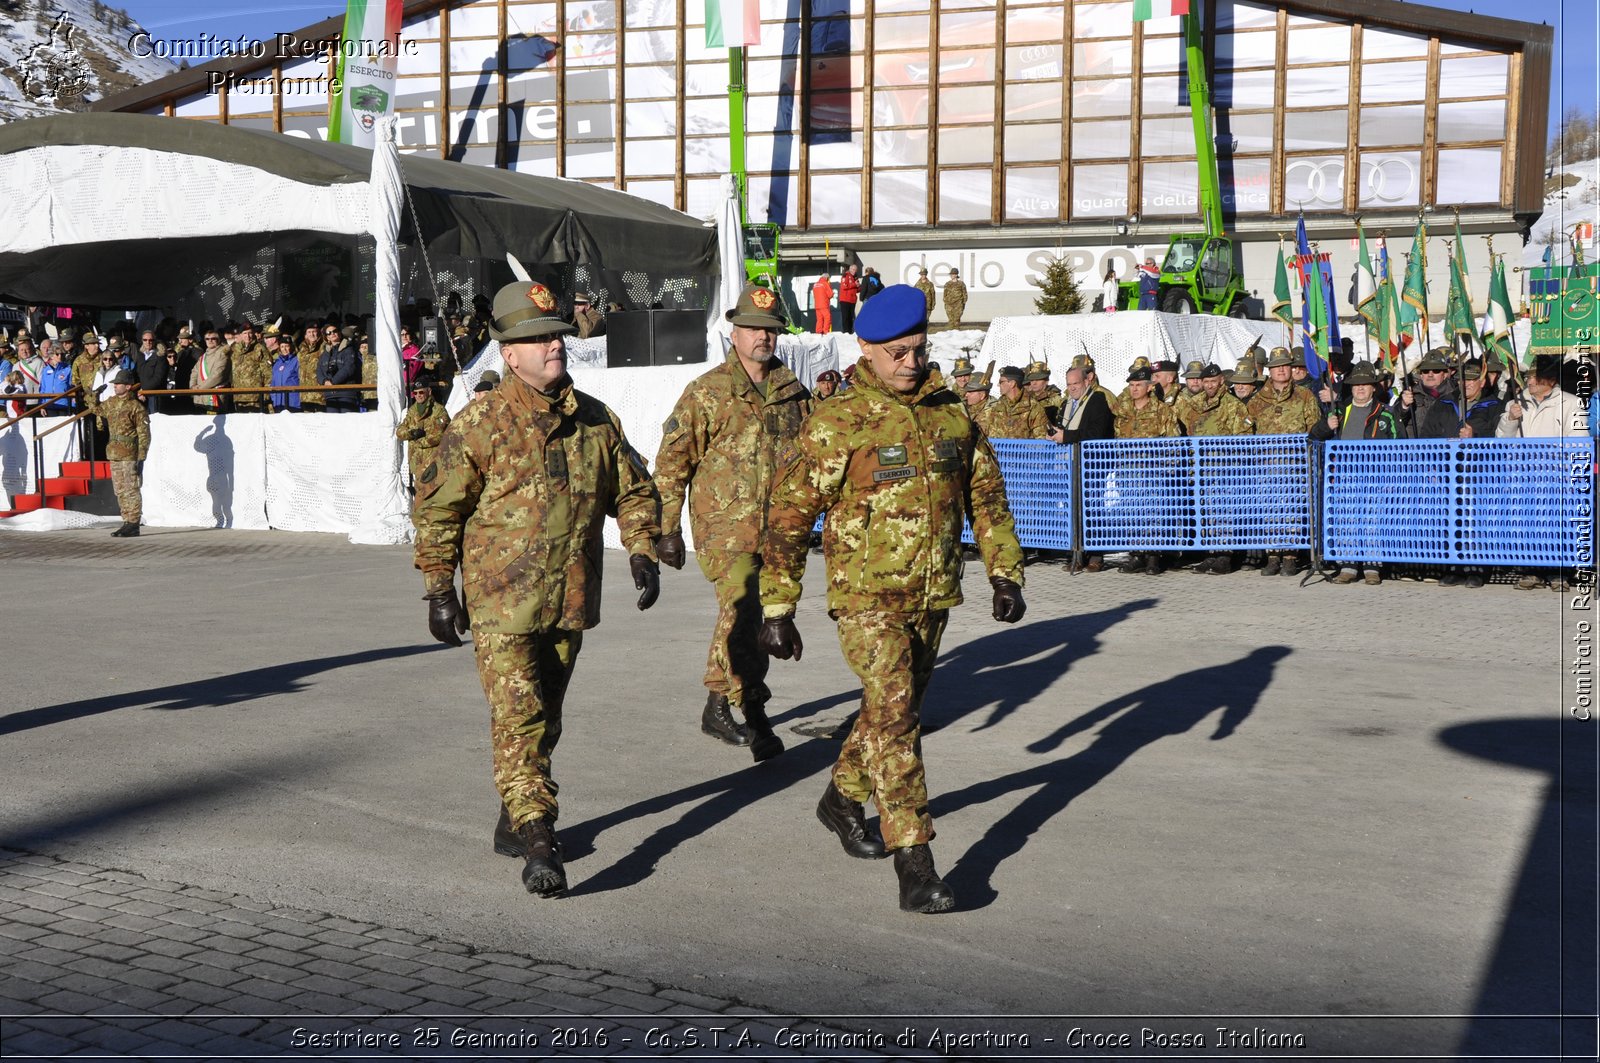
[1114, 364, 1182, 575]
[1246, 347, 1320, 576]
[949, 356, 975, 394]
[396, 376, 451, 493]
[297, 324, 329, 412]
[1174, 359, 1207, 428]
[654, 285, 812, 761]
[98, 371, 149, 538]
[71, 332, 103, 420]
[1023, 360, 1062, 424]
[962, 364, 994, 422]
[229, 320, 271, 413]
[1183, 364, 1255, 573]
[914, 268, 936, 313]
[413, 280, 662, 899]
[756, 284, 1026, 914]
[942, 269, 969, 329]
[977, 366, 1049, 439]
[358, 337, 378, 411]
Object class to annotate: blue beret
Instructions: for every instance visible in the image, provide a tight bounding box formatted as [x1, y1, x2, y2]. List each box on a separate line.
[854, 283, 929, 342]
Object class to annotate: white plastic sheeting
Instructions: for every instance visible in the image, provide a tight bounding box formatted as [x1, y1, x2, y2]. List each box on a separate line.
[0, 417, 80, 508]
[142, 415, 270, 531]
[981, 311, 1286, 388]
[0, 145, 369, 256]
[265, 414, 402, 537]
[0, 509, 118, 532]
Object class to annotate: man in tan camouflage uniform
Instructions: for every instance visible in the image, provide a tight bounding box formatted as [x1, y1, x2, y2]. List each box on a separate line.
[914, 268, 935, 313]
[949, 356, 975, 394]
[977, 365, 1049, 439]
[962, 366, 994, 421]
[1246, 347, 1320, 576]
[1114, 363, 1182, 575]
[228, 320, 271, 413]
[942, 268, 969, 329]
[1023, 360, 1062, 424]
[396, 376, 450, 494]
[297, 324, 328, 412]
[98, 370, 149, 538]
[1183, 363, 1255, 573]
[413, 280, 662, 899]
[654, 285, 812, 761]
[757, 283, 1025, 915]
[1174, 359, 1208, 427]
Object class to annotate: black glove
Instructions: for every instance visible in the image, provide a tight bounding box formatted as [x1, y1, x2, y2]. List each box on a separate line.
[758, 617, 804, 661]
[657, 530, 686, 570]
[991, 577, 1026, 624]
[134, 460, 144, 477]
[424, 591, 469, 646]
[630, 554, 660, 611]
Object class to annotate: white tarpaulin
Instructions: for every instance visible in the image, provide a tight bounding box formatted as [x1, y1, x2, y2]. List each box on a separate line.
[142, 414, 270, 530]
[265, 414, 404, 535]
[981, 312, 1292, 386]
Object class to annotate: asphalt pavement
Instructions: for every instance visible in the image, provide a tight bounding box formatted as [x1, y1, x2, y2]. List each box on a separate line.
[0, 528, 1591, 1060]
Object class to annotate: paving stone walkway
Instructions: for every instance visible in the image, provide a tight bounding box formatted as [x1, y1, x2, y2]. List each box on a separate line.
[0, 847, 891, 1060]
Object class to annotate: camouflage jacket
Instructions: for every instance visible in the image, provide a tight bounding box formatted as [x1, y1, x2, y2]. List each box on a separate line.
[97, 395, 150, 461]
[396, 398, 451, 481]
[975, 393, 1049, 439]
[760, 359, 1023, 618]
[915, 279, 936, 311]
[654, 352, 811, 554]
[230, 342, 271, 408]
[1114, 397, 1182, 438]
[296, 343, 325, 407]
[1172, 388, 1203, 428]
[1246, 383, 1320, 435]
[943, 279, 969, 315]
[360, 352, 378, 401]
[574, 308, 606, 339]
[413, 372, 661, 634]
[1181, 391, 1254, 436]
[71, 354, 98, 408]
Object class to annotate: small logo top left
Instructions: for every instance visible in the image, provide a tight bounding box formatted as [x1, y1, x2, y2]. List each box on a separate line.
[21, 14, 98, 105]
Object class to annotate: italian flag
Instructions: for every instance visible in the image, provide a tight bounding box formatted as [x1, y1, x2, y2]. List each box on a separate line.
[706, 0, 761, 47]
[1134, 0, 1190, 20]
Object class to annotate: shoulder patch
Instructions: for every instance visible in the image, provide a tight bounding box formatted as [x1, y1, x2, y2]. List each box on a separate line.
[664, 415, 680, 434]
[419, 462, 438, 484]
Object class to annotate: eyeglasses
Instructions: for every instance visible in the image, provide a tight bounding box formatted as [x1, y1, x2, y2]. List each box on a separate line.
[879, 343, 926, 361]
[205, 336, 220, 342]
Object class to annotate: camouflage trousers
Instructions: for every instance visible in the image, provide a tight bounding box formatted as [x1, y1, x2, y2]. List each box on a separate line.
[695, 548, 770, 709]
[834, 609, 949, 850]
[472, 628, 583, 827]
[109, 460, 141, 523]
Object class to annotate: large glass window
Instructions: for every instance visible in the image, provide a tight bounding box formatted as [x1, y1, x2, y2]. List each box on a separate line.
[1356, 151, 1422, 209]
[1437, 99, 1506, 143]
[1359, 104, 1424, 147]
[1005, 166, 1060, 220]
[938, 169, 992, 223]
[1435, 148, 1501, 204]
[873, 170, 928, 226]
[1071, 163, 1128, 218]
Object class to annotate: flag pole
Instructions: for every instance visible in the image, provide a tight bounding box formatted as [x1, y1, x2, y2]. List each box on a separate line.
[728, 44, 748, 228]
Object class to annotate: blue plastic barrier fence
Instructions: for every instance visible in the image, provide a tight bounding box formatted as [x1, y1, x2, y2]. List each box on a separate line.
[1196, 435, 1314, 550]
[986, 438, 1073, 550]
[1322, 438, 1596, 566]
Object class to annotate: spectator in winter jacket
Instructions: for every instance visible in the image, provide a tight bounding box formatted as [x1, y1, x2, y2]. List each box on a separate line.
[318, 327, 360, 412]
[270, 341, 301, 411]
[1311, 361, 1397, 586]
[1416, 360, 1501, 439]
[860, 266, 885, 303]
[838, 264, 860, 334]
[38, 345, 74, 415]
[1497, 356, 1586, 439]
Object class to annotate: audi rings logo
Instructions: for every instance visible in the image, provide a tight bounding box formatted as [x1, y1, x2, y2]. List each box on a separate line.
[1284, 156, 1418, 206]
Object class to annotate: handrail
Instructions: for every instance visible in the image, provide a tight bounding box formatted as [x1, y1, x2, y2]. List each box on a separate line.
[34, 406, 94, 441]
[0, 388, 80, 432]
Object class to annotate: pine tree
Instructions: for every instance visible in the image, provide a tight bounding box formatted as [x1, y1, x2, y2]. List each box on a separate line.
[1033, 256, 1085, 315]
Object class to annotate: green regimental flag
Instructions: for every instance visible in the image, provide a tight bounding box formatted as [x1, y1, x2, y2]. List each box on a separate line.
[1271, 244, 1293, 329]
[1446, 243, 1476, 343]
[328, 0, 403, 149]
[1354, 220, 1378, 329]
[1399, 217, 1429, 348]
[1307, 247, 1331, 372]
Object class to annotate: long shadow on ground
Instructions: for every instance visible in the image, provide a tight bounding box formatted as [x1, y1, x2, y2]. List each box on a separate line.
[934, 646, 1289, 909]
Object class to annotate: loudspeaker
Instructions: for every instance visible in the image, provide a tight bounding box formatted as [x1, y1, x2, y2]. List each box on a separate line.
[606, 310, 707, 367]
[420, 316, 444, 351]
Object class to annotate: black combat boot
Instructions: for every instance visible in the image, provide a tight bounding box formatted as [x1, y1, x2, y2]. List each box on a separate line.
[1262, 554, 1281, 576]
[1118, 552, 1144, 574]
[1280, 553, 1302, 577]
[893, 844, 955, 914]
[701, 691, 750, 746]
[816, 780, 887, 859]
[493, 804, 524, 858]
[110, 522, 139, 537]
[516, 819, 566, 897]
[743, 702, 784, 763]
[1143, 553, 1162, 575]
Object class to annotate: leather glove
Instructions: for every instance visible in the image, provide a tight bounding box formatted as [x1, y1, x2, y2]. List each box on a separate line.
[630, 554, 660, 611]
[657, 530, 686, 570]
[758, 617, 804, 661]
[424, 591, 469, 646]
[134, 460, 144, 477]
[991, 577, 1026, 624]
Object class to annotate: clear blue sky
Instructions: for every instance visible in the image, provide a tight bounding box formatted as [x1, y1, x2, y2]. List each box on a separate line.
[122, 0, 1593, 130]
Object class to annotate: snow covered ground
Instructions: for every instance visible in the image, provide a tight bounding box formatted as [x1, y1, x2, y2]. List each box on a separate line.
[1525, 161, 1600, 269]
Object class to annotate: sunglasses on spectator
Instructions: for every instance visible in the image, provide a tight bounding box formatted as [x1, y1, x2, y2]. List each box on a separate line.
[205, 335, 221, 341]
